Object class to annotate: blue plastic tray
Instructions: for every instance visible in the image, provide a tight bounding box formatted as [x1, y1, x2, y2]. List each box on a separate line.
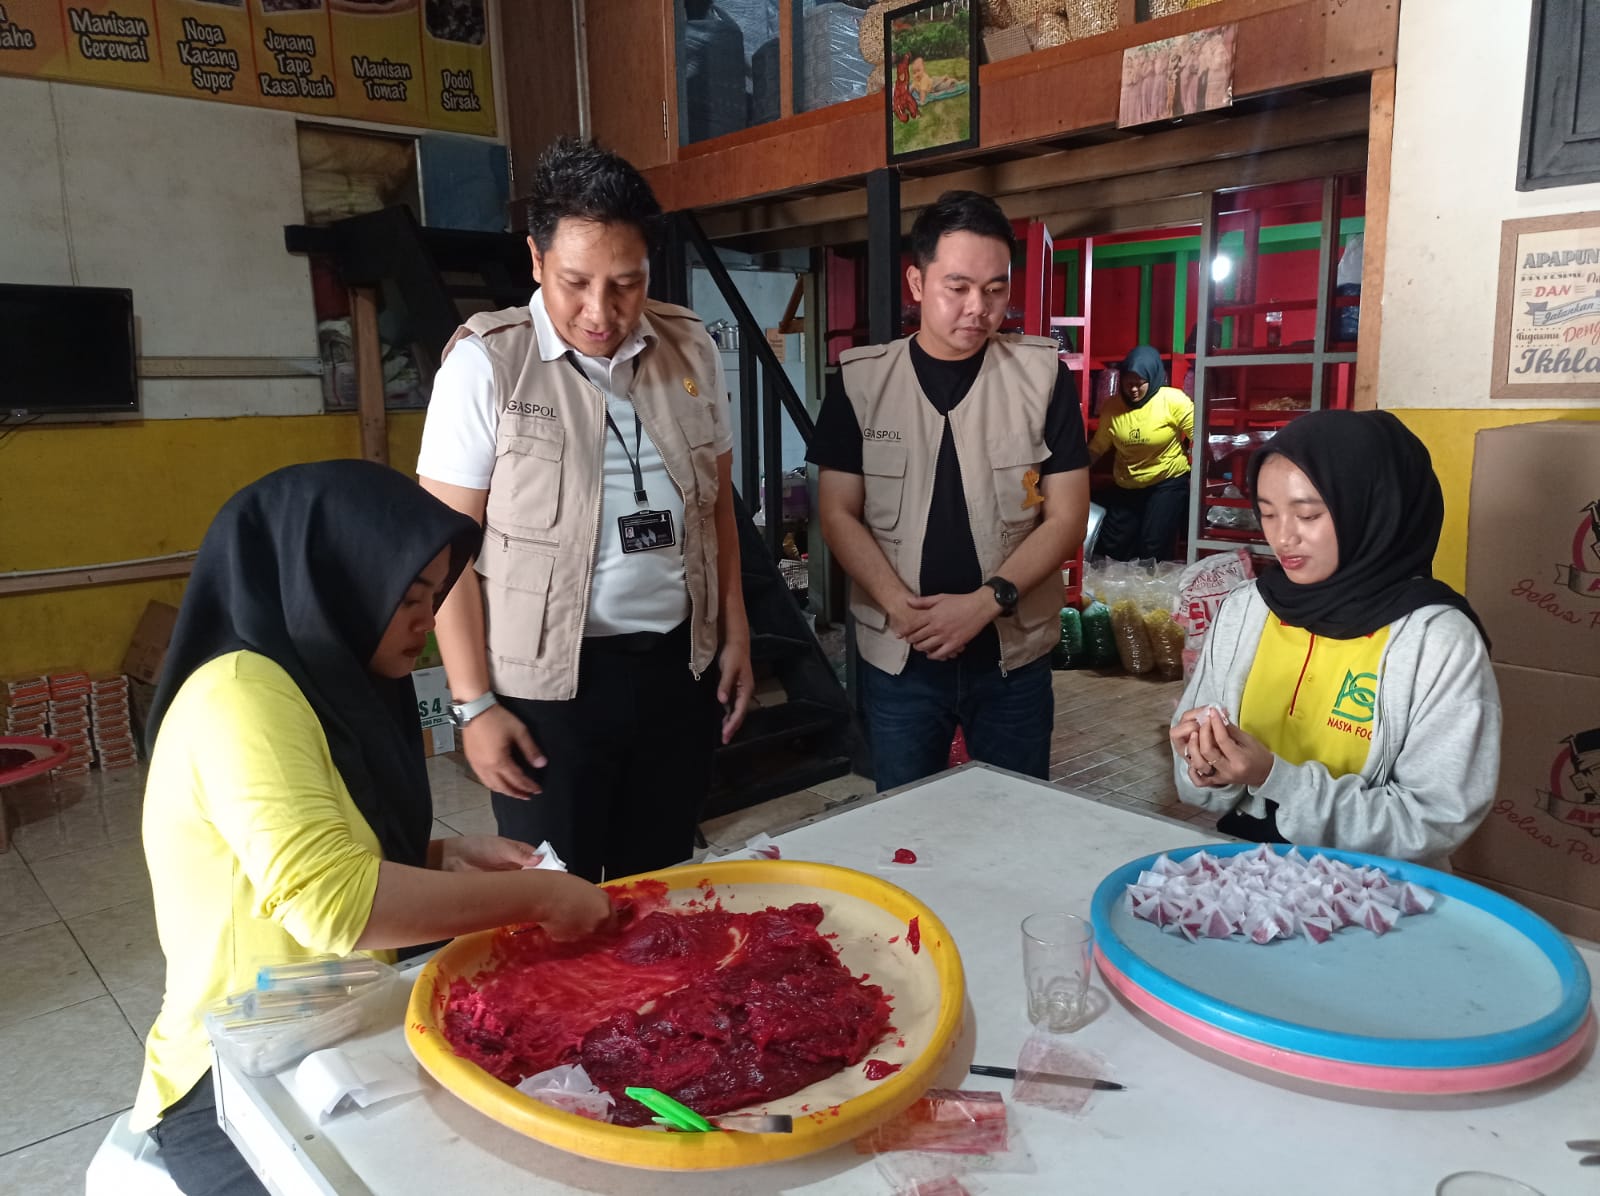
[1091, 844, 1592, 1070]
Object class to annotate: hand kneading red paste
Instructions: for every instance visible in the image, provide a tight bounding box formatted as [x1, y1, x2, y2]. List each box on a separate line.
[442, 881, 895, 1126]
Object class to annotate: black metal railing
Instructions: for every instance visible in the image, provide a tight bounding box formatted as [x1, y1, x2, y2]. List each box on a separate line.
[672, 211, 815, 561]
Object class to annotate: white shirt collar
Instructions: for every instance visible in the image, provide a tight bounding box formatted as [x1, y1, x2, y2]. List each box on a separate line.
[528, 289, 654, 369]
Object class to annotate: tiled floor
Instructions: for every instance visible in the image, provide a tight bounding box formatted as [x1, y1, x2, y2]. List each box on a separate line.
[0, 666, 1202, 1193]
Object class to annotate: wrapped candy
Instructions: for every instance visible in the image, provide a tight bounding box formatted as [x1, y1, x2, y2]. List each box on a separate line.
[1126, 848, 1436, 946]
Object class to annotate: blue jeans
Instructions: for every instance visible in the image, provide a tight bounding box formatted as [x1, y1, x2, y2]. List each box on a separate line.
[860, 651, 1054, 792]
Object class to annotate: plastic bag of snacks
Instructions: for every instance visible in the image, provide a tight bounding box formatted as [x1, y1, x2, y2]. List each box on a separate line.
[1051, 606, 1084, 669]
[1140, 562, 1186, 680]
[1173, 550, 1256, 678]
[1102, 562, 1156, 675]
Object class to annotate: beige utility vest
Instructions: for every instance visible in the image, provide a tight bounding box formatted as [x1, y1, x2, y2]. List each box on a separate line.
[841, 334, 1062, 675]
[442, 300, 724, 701]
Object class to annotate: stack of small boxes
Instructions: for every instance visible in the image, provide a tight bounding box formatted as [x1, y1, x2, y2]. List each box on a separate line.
[47, 672, 94, 777]
[4, 676, 51, 741]
[91, 675, 136, 771]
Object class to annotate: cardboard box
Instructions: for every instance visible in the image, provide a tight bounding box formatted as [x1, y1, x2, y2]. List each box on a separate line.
[1467, 420, 1600, 677]
[1451, 663, 1600, 942]
[411, 665, 456, 758]
[121, 602, 181, 686]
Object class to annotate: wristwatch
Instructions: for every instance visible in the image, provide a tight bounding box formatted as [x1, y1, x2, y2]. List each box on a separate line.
[982, 576, 1020, 617]
[447, 691, 499, 728]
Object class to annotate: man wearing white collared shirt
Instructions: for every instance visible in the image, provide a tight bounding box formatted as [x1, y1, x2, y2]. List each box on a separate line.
[418, 138, 752, 882]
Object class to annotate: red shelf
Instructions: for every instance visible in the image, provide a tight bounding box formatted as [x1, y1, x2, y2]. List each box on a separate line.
[1212, 299, 1319, 316]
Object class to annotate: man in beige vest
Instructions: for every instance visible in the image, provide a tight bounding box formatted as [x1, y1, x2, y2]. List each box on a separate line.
[810, 192, 1090, 791]
[417, 138, 753, 881]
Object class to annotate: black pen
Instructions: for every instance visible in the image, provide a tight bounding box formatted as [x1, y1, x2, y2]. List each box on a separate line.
[969, 1064, 1124, 1091]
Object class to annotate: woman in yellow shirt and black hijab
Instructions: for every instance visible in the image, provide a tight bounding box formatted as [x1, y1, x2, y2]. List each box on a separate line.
[134, 461, 613, 1196]
[1087, 345, 1194, 560]
[1168, 412, 1498, 865]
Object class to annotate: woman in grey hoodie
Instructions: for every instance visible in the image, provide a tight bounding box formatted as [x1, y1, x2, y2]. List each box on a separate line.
[1170, 411, 1500, 865]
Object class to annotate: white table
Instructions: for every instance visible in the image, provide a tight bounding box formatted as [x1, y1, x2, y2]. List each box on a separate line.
[214, 765, 1600, 1195]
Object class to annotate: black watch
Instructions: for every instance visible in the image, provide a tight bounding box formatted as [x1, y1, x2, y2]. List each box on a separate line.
[983, 576, 1019, 617]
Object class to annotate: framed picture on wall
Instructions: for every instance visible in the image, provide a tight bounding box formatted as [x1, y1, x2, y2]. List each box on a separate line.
[1491, 211, 1600, 400]
[884, 0, 979, 165]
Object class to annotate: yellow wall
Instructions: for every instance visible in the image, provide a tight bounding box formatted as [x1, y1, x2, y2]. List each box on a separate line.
[0, 412, 425, 678]
[1391, 409, 1600, 592]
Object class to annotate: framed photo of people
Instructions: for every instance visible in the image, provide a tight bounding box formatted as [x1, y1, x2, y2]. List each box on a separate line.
[884, 0, 980, 165]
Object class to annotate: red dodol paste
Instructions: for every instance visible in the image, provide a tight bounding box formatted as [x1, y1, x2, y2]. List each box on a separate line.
[441, 882, 894, 1126]
[906, 915, 922, 955]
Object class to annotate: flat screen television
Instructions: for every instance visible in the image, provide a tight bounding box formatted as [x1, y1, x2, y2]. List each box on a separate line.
[0, 283, 138, 415]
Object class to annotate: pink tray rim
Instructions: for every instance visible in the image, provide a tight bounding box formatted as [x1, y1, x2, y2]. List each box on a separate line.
[1096, 948, 1596, 1094]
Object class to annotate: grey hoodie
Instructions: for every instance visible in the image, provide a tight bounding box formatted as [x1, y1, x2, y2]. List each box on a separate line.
[1172, 582, 1501, 865]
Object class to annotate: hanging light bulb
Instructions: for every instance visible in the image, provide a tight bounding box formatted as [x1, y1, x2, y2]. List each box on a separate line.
[1212, 254, 1232, 283]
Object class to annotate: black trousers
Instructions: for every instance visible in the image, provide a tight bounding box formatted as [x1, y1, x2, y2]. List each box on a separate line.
[492, 622, 720, 882]
[1096, 474, 1191, 560]
[148, 1073, 267, 1196]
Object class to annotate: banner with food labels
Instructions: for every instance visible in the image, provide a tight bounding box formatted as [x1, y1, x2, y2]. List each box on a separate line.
[0, 0, 494, 135]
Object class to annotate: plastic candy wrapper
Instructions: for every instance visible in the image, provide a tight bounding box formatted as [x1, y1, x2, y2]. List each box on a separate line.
[1013, 1033, 1115, 1116]
[514, 1063, 615, 1121]
[863, 1089, 1034, 1190]
[1125, 844, 1436, 945]
[855, 1089, 1009, 1155]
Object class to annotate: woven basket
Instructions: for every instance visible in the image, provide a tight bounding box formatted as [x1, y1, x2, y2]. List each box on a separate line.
[1065, 0, 1118, 39]
[980, 0, 1017, 30]
[1007, 0, 1063, 20]
[858, 1, 887, 64]
[1030, 11, 1071, 47]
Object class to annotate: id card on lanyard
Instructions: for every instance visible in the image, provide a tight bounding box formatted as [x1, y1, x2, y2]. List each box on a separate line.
[606, 406, 677, 554]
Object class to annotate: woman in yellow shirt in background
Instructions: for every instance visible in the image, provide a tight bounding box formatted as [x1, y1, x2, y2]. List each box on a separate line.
[1087, 345, 1195, 560]
[133, 461, 613, 1196]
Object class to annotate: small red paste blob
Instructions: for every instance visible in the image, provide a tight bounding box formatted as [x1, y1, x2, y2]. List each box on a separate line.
[863, 1060, 902, 1081]
[892, 848, 918, 865]
[906, 916, 922, 954]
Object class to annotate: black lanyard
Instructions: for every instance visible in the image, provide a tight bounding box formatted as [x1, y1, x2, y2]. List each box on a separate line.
[604, 407, 649, 506]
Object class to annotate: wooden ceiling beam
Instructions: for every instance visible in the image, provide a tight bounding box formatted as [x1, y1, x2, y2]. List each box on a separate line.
[697, 92, 1368, 241]
[710, 137, 1366, 255]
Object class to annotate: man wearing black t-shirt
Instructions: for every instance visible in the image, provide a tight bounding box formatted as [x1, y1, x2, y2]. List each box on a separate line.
[809, 191, 1090, 791]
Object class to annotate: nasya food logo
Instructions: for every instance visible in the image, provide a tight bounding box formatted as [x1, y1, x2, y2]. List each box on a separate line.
[1507, 497, 1600, 631]
[1327, 669, 1376, 740]
[1538, 728, 1600, 839]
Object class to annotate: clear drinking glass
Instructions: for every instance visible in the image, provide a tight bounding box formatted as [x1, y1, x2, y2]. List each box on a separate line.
[1021, 912, 1095, 1032]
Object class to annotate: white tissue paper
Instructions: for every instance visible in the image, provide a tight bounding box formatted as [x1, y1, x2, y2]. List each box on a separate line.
[522, 840, 569, 871]
[515, 1063, 615, 1121]
[710, 832, 783, 862]
[288, 1049, 422, 1121]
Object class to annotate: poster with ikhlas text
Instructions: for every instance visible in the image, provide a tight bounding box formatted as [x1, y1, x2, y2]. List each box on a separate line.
[1492, 211, 1600, 400]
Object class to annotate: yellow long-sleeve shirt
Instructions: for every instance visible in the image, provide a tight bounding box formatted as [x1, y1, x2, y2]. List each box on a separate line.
[1088, 385, 1194, 488]
[131, 650, 385, 1130]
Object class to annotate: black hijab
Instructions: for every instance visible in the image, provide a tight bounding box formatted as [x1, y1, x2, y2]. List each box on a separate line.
[1118, 345, 1169, 402]
[146, 461, 481, 867]
[1246, 410, 1486, 642]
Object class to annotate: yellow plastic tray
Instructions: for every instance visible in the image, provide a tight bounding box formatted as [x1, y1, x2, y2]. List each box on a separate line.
[405, 859, 965, 1171]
